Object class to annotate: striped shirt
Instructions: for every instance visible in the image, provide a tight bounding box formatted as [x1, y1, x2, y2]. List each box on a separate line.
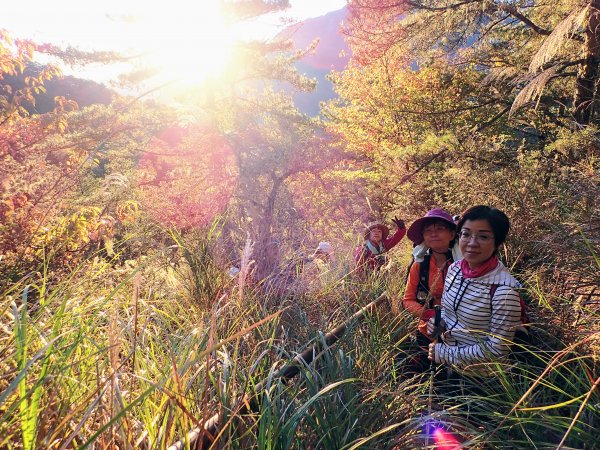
[433, 260, 522, 369]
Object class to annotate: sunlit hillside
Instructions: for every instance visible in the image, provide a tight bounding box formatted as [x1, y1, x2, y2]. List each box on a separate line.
[0, 1, 598, 449]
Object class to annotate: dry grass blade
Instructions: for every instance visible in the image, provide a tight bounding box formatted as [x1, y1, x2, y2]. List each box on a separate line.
[347, 422, 404, 450]
[489, 333, 599, 440]
[481, 66, 520, 87]
[529, 6, 589, 73]
[206, 394, 254, 450]
[131, 275, 140, 375]
[108, 305, 130, 447]
[192, 307, 287, 362]
[556, 375, 600, 449]
[238, 233, 255, 301]
[197, 297, 218, 447]
[58, 388, 105, 450]
[163, 354, 206, 432]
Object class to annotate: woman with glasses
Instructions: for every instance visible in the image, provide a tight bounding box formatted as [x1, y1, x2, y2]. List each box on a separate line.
[401, 209, 458, 367]
[427, 205, 523, 372]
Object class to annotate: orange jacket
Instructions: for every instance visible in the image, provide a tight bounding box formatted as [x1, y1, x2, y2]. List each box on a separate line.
[403, 257, 448, 337]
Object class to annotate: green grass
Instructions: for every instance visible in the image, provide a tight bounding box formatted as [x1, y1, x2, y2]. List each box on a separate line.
[1, 233, 598, 449]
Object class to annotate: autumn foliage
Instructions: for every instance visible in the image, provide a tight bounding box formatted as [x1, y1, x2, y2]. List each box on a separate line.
[138, 124, 238, 231]
[0, 1, 599, 447]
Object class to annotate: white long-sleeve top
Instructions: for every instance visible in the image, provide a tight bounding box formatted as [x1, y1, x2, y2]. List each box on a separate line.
[432, 260, 522, 369]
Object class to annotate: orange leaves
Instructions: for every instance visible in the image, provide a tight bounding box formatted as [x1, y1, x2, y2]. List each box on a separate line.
[1, 30, 63, 124]
[0, 192, 31, 222]
[0, 32, 39, 79]
[116, 201, 140, 225]
[53, 96, 78, 113]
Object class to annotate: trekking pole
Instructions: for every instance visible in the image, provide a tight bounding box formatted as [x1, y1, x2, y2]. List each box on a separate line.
[425, 305, 442, 448]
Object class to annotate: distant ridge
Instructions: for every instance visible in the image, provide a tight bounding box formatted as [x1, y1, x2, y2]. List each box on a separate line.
[277, 7, 350, 115]
[1, 63, 113, 115]
[278, 7, 350, 71]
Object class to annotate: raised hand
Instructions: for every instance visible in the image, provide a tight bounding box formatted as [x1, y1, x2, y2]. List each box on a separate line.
[392, 216, 405, 229]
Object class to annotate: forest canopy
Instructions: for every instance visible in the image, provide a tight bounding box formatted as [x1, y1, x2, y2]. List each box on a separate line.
[0, 0, 598, 448]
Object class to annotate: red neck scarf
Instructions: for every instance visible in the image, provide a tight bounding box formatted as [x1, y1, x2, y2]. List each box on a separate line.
[461, 255, 499, 279]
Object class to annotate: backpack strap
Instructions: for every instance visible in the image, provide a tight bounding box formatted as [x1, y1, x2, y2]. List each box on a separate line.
[520, 298, 529, 324]
[416, 253, 431, 306]
[417, 250, 455, 308]
[490, 284, 498, 299]
[404, 256, 415, 286]
[446, 249, 454, 265]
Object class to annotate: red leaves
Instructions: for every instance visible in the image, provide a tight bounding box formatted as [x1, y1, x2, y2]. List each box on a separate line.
[138, 124, 238, 230]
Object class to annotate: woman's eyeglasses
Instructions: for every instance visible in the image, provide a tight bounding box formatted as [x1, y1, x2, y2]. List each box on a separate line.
[458, 230, 494, 243]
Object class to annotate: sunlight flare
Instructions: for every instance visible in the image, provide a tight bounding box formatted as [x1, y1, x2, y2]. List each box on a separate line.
[129, 2, 236, 84]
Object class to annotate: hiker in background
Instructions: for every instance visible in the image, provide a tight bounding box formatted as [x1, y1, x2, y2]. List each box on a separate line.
[308, 241, 333, 264]
[295, 241, 335, 294]
[355, 217, 406, 274]
[227, 266, 241, 278]
[427, 205, 525, 373]
[401, 208, 460, 369]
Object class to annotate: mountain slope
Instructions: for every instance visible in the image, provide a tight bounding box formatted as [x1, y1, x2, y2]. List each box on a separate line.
[277, 7, 350, 115]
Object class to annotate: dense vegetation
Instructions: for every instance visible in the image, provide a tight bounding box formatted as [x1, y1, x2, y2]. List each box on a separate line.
[1, 0, 598, 448]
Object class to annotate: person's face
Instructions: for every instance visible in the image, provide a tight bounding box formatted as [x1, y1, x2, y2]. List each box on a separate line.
[422, 220, 455, 253]
[458, 219, 496, 267]
[369, 227, 383, 243]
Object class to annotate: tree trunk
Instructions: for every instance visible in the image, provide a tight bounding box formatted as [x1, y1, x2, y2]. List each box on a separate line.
[574, 1, 600, 124]
[254, 176, 283, 281]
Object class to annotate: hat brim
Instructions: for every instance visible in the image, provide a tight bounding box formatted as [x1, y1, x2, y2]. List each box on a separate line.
[364, 224, 390, 240]
[407, 217, 455, 245]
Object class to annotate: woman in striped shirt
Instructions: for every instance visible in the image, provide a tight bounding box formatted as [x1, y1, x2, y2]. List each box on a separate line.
[427, 205, 523, 372]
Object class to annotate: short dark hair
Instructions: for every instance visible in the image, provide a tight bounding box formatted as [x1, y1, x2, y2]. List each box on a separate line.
[457, 205, 510, 247]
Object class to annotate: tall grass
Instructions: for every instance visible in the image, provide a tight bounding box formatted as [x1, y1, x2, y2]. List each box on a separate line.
[1, 231, 598, 449]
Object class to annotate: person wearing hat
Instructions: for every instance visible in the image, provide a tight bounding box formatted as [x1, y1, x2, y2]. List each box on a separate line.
[401, 208, 459, 364]
[292, 241, 335, 294]
[302, 241, 334, 273]
[312, 241, 333, 261]
[355, 217, 406, 273]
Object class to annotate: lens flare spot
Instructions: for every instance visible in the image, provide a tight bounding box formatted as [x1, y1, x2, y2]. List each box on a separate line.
[433, 426, 462, 449]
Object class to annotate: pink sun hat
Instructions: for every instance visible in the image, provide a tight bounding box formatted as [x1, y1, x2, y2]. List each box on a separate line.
[407, 208, 456, 245]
